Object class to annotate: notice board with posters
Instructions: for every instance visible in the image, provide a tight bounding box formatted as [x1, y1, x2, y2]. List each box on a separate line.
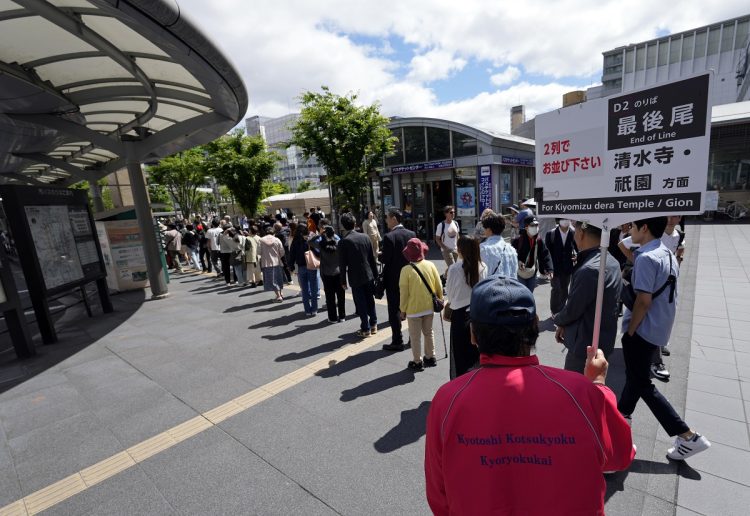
[534, 73, 712, 228]
[0, 185, 112, 343]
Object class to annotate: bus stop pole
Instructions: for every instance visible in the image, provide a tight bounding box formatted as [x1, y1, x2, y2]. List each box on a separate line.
[590, 221, 610, 354]
[125, 148, 169, 299]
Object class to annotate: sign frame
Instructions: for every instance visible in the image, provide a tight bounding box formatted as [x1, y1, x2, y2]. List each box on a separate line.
[0, 185, 113, 344]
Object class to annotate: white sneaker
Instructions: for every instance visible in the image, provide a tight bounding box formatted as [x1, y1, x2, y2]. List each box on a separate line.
[667, 433, 710, 460]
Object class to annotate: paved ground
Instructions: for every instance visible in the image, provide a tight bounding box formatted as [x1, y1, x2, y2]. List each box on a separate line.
[0, 223, 748, 515]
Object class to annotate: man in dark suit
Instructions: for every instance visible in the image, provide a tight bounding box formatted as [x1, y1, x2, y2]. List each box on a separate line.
[379, 207, 416, 351]
[339, 212, 378, 338]
[544, 218, 577, 315]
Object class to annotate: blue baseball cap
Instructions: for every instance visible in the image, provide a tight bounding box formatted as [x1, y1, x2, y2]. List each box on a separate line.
[470, 276, 536, 326]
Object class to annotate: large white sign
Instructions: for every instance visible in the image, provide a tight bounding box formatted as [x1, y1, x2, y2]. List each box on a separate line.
[535, 73, 712, 228]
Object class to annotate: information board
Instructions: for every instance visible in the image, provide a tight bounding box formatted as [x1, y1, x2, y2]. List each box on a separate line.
[535, 73, 712, 227]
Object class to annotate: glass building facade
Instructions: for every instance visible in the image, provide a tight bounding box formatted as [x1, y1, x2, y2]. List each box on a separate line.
[375, 118, 535, 240]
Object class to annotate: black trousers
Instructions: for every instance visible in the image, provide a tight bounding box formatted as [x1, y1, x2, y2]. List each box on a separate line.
[220, 253, 236, 284]
[550, 272, 572, 314]
[199, 246, 211, 272]
[618, 332, 689, 436]
[322, 274, 346, 321]
[385, 283, 404, 345]
[449, 306, 478, 379]
[210, 250, 222, 273]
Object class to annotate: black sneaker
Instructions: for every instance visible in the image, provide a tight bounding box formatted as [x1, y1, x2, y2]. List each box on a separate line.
[355, 329, 370, 339]
[652, 363, 670, 380]
[383, 342, 408, 352]
[661, 347, 671, 356]
[423, 356, 437, 367]
[407, 360, 424, 372]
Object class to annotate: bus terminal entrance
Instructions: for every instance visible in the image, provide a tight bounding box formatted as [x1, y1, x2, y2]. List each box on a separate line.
[401, 171, 454, 241]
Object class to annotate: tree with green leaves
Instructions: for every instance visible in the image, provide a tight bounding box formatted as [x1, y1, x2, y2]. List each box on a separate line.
[147, 149, 207, 219]
[70, 178, 115, 212]
[204, 130, 278, 216]
[290, 87, 395, 215]
[297, 180, 313, 193]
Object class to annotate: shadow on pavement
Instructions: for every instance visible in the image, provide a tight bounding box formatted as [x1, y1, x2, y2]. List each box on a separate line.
[373, 401, 431, 453]
[275, 337, 350, 362]
[604, 458, 701, 502]
[316, 349, 388, 378]
[340, 369, 416, 401]
[0, 289, 146, 395]
[262, 318, 331, 340]
[250, 311, 308, 331]
[227, 297, 296, 314]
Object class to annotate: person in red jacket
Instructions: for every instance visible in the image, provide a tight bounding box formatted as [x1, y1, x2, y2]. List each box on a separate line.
[425, 276, 635, 515]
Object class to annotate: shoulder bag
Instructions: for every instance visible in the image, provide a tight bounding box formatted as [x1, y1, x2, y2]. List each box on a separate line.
[304, 246, 320, 269]
[410, 263, 444, 312]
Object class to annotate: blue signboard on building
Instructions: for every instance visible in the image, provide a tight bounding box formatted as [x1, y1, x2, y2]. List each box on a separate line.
[392, 159, 454, 174]
[501, 156, 534, 167]
[478, 165, 492, 213]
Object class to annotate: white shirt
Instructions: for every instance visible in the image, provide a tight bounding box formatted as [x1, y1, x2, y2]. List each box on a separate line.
[206, 227, 223, 251]
[436, 220, 459, 251]
[660, 229, 682, 254]
[619, 236, 640, 252]
[446, 260, 488, 310]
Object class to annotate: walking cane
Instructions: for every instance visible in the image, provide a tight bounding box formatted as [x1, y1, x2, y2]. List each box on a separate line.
[438, 314, 448, 358]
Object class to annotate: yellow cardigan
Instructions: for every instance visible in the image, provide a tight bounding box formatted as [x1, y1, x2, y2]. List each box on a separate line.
[399, 260, 444, 315]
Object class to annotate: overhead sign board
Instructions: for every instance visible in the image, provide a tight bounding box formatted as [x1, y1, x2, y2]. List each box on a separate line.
[535, 73, 712, 228]
[391, 159, 454, 174]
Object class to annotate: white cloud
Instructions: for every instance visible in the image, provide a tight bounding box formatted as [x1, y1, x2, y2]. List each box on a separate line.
[177, 0, 750, 133]
[407, 48, 467, 82]
[490, 66, 521, 87]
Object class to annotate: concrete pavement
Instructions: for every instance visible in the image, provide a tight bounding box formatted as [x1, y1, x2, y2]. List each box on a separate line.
[0, 223, 748, 515]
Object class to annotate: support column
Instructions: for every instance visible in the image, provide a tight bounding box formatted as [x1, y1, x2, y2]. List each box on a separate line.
[89, 181, 105, 213]
[125, 152, 168, 299]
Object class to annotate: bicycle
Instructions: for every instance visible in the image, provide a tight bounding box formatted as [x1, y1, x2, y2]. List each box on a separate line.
[725, 201, 748, 220]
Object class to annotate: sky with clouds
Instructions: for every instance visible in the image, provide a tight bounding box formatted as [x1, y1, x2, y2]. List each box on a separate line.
[179, 0, 749, 134]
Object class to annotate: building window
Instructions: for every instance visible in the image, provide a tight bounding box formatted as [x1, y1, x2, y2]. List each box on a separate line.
[625, 48, 635, 73]
[707, 26, 720, 55]
[708, 123, 750, 191]
[736, 20, 749, 50]
[721, 22, 736, 52]
[657, 39, 668, 66]
[669, 37, 681, 64]
[694, 30, 707, 58]
[385, 128, 404, 166]
[426, 127, 451, 161]
[452, 131, 477, 157]
[635, 45, 645, 71]
[646, 43, 657, 68]
[403, 126, 426, 164]
[682, 34, 694, 61]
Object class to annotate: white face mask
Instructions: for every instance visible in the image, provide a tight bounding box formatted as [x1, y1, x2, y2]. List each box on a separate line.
[527, 226, 539, 236]
[559, 219, 570, 229]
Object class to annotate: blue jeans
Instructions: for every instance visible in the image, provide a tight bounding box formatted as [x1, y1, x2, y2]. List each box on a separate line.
[189, 248, 201, 269]
[233, 263, 246, 284]
[298, 266, 319, 314]
[517, 273, 537, 292]
[352, 282, 377, 331]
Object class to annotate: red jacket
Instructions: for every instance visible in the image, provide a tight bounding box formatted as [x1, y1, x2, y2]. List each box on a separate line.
[425, 354, 634, 515]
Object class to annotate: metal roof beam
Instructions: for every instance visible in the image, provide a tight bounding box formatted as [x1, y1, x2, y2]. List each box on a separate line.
[14, 0, 158, 135]
[136, 111, 229, 157]
[12, 153, 98, 182]
[24, 51, 177, 69]
[68, 85, 213, 109]
[6, 113, 124, 154]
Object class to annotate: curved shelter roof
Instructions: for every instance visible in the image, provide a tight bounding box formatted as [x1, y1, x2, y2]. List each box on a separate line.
[0, 0, 248, 185]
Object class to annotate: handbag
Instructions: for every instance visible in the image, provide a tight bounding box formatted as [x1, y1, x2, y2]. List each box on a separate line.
[304, 249, 320, 269]
[410, 264, 445, 312]
[442, 302, 453, 322]
[517, 238, 538, 279]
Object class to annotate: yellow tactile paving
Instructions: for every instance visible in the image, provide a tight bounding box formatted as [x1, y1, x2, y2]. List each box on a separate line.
[0, 293, 392, 515]
[79, 452, 136, 487]
[23, 473, 86, 515]
[0, 500, 28, 516]
[167, 416, 213, 443]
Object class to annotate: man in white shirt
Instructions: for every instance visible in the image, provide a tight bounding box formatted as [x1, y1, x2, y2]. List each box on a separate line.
[206, 219, 224, 276]
[435, 205, 459, 270]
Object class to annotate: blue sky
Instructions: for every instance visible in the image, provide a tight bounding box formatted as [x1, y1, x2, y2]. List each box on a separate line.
[181, 0, 750, 133]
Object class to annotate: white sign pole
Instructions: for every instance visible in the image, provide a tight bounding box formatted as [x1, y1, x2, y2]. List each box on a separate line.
[590, 222, 610, 354]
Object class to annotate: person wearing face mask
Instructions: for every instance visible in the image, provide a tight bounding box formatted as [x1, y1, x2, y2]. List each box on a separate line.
[511, 216, 552, 292]
[544, 218, 578, 316]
